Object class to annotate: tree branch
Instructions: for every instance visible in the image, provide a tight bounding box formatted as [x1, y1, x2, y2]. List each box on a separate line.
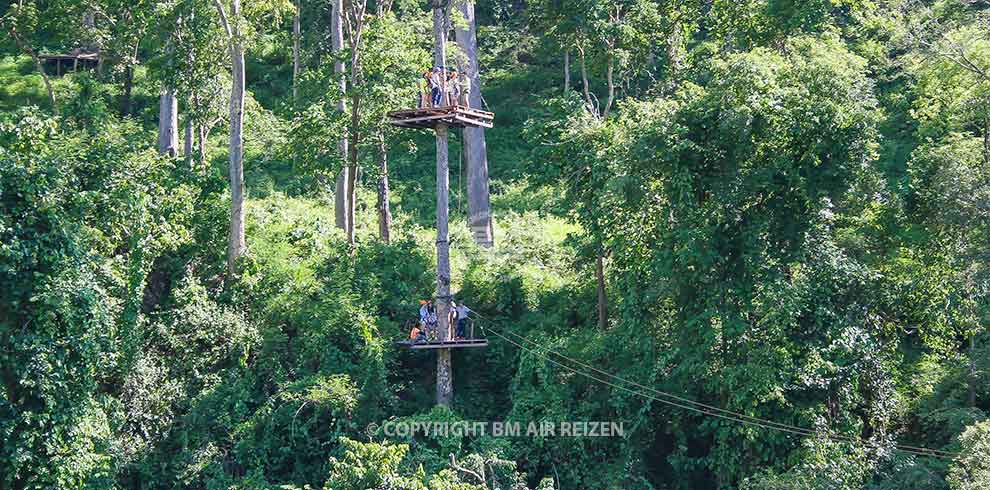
[212, 0, 234, 39]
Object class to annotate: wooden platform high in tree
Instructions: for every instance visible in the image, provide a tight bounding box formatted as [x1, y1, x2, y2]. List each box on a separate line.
[394, 338, 489, 350]
[388, 105, 494, 130]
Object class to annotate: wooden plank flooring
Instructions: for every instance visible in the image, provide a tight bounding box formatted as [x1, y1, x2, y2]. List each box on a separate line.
[388, 105, 494, 130]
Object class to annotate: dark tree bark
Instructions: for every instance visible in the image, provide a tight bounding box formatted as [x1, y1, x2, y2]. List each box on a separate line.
[121, 63, 134, 115]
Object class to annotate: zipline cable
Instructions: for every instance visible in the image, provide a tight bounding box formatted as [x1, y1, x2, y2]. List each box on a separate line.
[472, 311, 959, 458]
[474, 317, 958, 460]
[493, 322, 957, 458]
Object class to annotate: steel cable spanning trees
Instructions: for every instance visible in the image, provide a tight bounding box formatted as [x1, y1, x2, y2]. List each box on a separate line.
[473, 318, 958, 461]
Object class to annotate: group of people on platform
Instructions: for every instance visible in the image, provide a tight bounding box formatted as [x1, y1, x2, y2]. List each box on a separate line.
[409, 298, 472, 343]
[418, 66, 471, 108]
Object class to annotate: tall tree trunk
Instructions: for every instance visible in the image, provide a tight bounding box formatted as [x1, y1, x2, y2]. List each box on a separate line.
[564, 50, 570, 92]
[377, 134, 392, 244]
[184, 118, 194, 167]
[596, 252, 607, 330]
[344, 0, 367, 246]
[432, 0, 447, 68]
[435, 124, 453, 406]
[433, 0, 453, 407]
[665, 23, 684, 87]
[579, 45, 592, 110]
[193, 92, 205, 165]
[122, 44, 140, 115]
[454, 0, 494, 247]
[157, 90, 179, 156]
[970, 333, 978, 408]
[198, 124, 207, 163]
[292, 5, 301, 101]
[332, 0, 350, 231]
[228, 38, 246, 275]
[214, 0, 247, 276]
[347, 90, 359, 245]
[983, 118, 989, 167]
[121, 64, 134, 115]
[603, 52, 615, 119]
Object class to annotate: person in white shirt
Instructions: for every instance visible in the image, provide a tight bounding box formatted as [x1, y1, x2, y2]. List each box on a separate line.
[453, 302, 471, 340]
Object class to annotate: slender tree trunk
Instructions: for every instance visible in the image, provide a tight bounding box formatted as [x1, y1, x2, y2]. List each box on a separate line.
[564, 50, 570, 92]
[292, 5, 301, 101]
[121, 64, 134, 115]
[82, 11, 97, 50]
[433, 0, 453, 407]
[227, 37, 246, 275]
[184, 118, 194, 167]
[157, 90, 179, 156]
[432, 0, 447, 68]
[454, 0, 494, 247]
[603, 52, 615, 119]
[665, 24, 684, 85]
[579, 45, 592, 109]
[122, 44, 140, 115]
[332, 0, 349, 230]
[377, 134, 392, 244]
[344, 0, 368, 246]
[596, 252, 607, 330]
[347, 90, 359, 245]
[198, 124, 207, 164]
[193, 92, 206, 165]
[213, 0, 247, 276]
[970, 333, 978, 408]
[6, 25, 56, 110]
[983, 118, 989, 167]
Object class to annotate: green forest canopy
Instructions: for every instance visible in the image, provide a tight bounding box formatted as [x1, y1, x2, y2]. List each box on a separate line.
[2, 0, 990, 489]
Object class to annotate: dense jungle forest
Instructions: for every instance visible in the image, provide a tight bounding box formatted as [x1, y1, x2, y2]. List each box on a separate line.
[2, 0, 990, 488]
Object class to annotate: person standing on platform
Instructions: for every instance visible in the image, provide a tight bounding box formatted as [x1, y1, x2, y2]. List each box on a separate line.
[458, 71, 471, 106]
[430, 67, 444, 107]
[453, 301, 471, 340]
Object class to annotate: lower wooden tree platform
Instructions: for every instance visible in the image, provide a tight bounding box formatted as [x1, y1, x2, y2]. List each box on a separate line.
[394, 339, 489, 350]
[388, 105, 494, 130]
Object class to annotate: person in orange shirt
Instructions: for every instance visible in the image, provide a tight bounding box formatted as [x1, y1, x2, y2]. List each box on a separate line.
[409, 323, 425, 342]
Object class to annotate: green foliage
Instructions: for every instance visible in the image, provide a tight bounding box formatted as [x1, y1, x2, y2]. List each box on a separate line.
[948, 421, 990, 490]
[4, 1, 990, 489]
